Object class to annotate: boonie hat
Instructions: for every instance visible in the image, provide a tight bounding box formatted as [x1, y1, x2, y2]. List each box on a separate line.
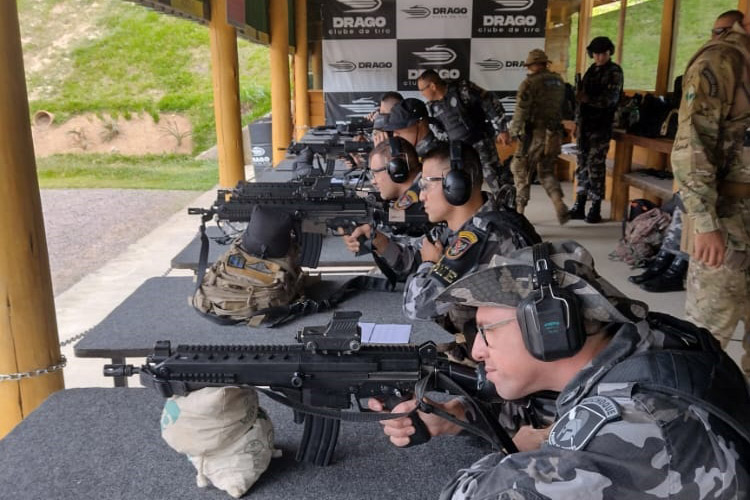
[525, 49, 550, 66]
[436, 240, 648, 325]
[383, 98, 428, 131]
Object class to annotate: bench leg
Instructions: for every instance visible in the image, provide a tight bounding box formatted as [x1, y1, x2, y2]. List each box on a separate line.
[610, 141, 633, 221]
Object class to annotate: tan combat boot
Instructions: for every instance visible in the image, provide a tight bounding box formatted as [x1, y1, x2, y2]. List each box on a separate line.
[551, 192, 570, 225]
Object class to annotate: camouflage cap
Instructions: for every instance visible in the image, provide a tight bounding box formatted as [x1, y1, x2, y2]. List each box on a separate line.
[436, 240, 648, 325]
[525, 49, 550, 66]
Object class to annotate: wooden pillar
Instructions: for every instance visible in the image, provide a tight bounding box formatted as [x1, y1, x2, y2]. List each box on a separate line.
[655, 0, 678, 95]
[576, 0, 594, 75]
[294, 0, 310, 141]
[0, 1, 64, 438]
[209, 0, 244, 187]
[310, 40, 323, 89]
[615, 0, 627, 66]
[270, 0, 292, 165]
[739, 0, 750, 16]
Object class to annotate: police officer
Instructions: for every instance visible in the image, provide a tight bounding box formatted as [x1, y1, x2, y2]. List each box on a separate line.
[402, 142, 539, 335]
[416, 70, 513, 205]
[382, 98, 442, 159]
[569, 36, 623, 223]
[369, 91, 403, 146]
[508, 49, 570, 224]
[341, 137, 424, 282]
[377, 241, 750, 498]
[672, 10, 750, 376]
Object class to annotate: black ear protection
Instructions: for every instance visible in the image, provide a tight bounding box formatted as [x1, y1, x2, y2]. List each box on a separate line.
[387, 136, 411, 184]
[442, 141, 472, 206]
[517, 242, 586, 361]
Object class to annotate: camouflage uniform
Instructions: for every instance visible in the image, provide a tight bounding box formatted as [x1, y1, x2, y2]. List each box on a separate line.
[576, 60, 623, 201]
[671, 25, 750, 374]
[436, 241, 750, 500]
[402, 199, 529, 334]
[426, 80, 512, 197]
[509, 67, 568, 220]
[661, 203, 687, 258]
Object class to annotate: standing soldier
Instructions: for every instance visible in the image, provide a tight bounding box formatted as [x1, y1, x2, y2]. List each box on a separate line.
[416, 69, 513, 206]
[508, 49, 570, 224]
[569, 36, 623, 223]
[672, 10, 750, 376]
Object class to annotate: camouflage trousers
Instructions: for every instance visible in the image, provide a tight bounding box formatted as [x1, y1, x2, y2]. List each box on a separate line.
[686, 261, 750, 375]
[510, 129, 565, 209]
[575, 125, 613, 201]
[661, 205, 689, 259]
[473, 137, 514, 204]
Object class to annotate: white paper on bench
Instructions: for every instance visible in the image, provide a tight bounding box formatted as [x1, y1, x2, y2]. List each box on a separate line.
[359, 322, 411, 344]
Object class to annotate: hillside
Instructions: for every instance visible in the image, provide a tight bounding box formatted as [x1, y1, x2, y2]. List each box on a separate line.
[17, 0, 272, 155]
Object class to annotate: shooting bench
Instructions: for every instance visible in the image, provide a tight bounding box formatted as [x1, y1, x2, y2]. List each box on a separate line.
[0, 388, 489, 499]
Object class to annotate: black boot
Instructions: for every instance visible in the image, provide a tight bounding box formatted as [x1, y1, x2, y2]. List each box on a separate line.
[640, 257, 688, 293]
[568, 193, 587, 220]
[585, 200, 602, 223]
[628, 251, 675, 284]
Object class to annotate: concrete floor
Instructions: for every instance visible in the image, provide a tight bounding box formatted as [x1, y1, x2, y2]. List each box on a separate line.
[57, 181, 745, 388]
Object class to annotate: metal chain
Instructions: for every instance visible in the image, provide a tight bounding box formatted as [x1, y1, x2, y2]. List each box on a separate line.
[0, 355, 67, 382]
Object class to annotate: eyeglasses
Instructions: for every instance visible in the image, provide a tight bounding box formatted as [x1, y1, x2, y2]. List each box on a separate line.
[476, 318, 515, 347]
[418, 175, 443, 191]
[711, 26, 731, 36]
[367, 166, 387, 179]
[417, 83, 431, 92]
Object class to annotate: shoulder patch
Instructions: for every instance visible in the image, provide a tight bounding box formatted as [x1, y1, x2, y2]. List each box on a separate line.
[548, 396, 621, 451]
[394, 189, 419, 210]
[445, 230, 479, 260]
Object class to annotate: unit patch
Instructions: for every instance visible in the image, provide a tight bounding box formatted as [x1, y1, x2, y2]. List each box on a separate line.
[394, 189, 419, 210]
[445, 230, 478, 259]
[548, 396, 621, 451]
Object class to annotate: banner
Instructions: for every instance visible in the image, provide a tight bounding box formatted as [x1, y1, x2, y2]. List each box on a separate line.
[323, 0, 548, 123]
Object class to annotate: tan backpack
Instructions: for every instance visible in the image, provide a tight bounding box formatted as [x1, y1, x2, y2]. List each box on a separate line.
[192, 238, 304, 326]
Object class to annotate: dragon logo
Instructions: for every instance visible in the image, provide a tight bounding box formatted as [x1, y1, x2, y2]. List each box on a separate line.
[476, 58, 504, 71]
[337, 0, 383, 13]
[402, 5, 431, 18]
[493, 0, 534, 11]
[328, 60, 357, 72]
[412, 45, 457, 66]
[339, 97, 378, 116]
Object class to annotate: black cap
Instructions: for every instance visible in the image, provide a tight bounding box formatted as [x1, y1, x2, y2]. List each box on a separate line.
[383, 98, 428, 131]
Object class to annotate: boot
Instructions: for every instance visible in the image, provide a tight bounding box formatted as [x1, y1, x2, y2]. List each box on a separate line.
[628, 250, 675, 284]
[585, 199, 602, 223]
[568, 193, 587, 220]
[640, 257, 688, 293]
[550, 193, 570, 225]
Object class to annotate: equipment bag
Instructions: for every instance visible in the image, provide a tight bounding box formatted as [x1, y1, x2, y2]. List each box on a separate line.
[192, 238, 304, 325]
[610, 207, 671, 267]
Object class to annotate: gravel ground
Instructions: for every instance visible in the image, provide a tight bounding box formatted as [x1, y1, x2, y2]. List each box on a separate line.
[40, 189, 202, 296]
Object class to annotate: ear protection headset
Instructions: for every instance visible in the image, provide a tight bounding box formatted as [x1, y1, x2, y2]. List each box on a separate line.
[387, 136, 411, 184]
[442, 141, 472, 206]
[517, 242, 586, 361]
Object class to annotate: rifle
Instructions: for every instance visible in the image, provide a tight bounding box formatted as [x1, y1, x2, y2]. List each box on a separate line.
[188, 176, 430, 268]
[103, 311, 514, 466]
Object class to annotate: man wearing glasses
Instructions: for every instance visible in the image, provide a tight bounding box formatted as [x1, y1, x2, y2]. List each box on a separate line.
[340, 137, 426, 282]
[673, 9, 750, 378]
[416, 70, 513, 206]
[402, 142, 539, 338]
[376, 241, 750, 498]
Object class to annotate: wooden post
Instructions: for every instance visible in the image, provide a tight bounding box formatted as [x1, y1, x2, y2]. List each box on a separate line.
[294, 0, 310, 141]
[209, 0, 244, 187]
[615, 0, 627, 66]
[739, 0, 750, 16]
[576, 0, 594, 75]
[0, 1, 64, 438]
[310, 40, 323, 89]
[270, 0, 292, 165]
[655, 0, 678, 95]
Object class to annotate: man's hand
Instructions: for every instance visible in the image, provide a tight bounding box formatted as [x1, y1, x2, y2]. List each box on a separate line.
[513, 425, 551, 452]
[340, 224, 372, 253]
[497, 131, 510, 146]
[420, 236, 444, 263]
[367, 397, 465, 447]
[693, 229, 725, 268]
[373, 129, 388, 146]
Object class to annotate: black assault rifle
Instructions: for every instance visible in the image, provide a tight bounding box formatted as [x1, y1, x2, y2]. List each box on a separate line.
[103, 311, 512, 466]
[188, 176, 430, 268]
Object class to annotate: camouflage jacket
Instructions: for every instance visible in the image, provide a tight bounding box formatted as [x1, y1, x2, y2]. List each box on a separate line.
[402, 199, 524, 333]
[672, 26, 750, 248]
[509, 69, 565, 139]
[441, 318, 750, 499]
[578, 60, 623, 126]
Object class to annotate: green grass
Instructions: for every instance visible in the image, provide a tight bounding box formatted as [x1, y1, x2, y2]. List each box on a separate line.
[36, 154, 218, 190]
[568, 0, 737, 91]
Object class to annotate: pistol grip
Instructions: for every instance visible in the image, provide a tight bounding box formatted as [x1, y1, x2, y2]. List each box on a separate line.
[404, 413, 431, 447]
[355, 234, 372, 256]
